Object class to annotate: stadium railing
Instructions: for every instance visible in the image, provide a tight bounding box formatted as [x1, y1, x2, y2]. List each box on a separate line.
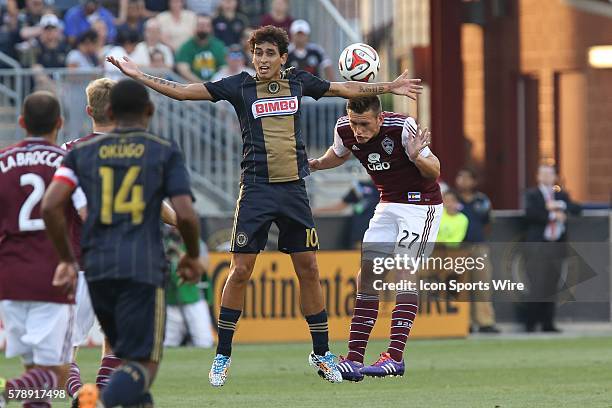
[0, 65, 360, 212]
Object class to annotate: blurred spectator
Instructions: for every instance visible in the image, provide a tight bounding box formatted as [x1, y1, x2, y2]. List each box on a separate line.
[314, 179, 379, 249]
[0, 3, 19, 60]
[103, 28, 139, 79]
[130, 17, 173, 67]
[455, 167, 500, 334]
[260, 0, 293, 33]
[50, 0, 80, 15]
[64, 0, 116, 45]
[436, 189, 468, 248]
[149, 48, 167, 68]
[175, 14, 225, 82]
[66, 28, 99, 67]
[184, 0, 217, 15]
[16, 0, 46, 41]
[116, 0, 146, 41]
[156, 0, 196, 51]
[523, 164, 581, 333]
[239, 0, 265, 27]
[240, 26, 253, 68]
[212, 0, 247, 47]
[211, 44, 253, 80]
[91, 17, 113, 62]
[27, 13, 68, 67]
[163, 225, 214, 348]
[287, 19, 333, 80]
[142, 0, 167, 14]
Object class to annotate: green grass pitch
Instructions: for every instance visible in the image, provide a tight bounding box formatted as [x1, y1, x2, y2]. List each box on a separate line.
[2, 337, 612, 407]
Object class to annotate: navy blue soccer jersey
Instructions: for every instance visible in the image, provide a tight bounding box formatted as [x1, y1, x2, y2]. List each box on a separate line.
[204, 68, 330, 183]
[54, 128, 192, 286]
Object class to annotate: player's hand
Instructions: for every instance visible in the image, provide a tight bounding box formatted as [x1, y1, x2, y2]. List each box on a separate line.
[308, 158, 321, 171]
[406, 125, 431, 161]
[389, 70, 423, 100]
[52, 261, 78, 300]
[177, 254, 205, 284]
[106, 55, 141, 78]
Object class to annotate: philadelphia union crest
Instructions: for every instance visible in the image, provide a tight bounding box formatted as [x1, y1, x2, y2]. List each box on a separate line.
[382, 136, 394, 155]
[268, 81, 280, 94]
[236, 232, 248, 247]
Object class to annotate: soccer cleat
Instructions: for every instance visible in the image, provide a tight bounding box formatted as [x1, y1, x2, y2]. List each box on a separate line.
[0, 377, 6, 408]
[361, 352, 405, 378]
[209, 354, 231, 387]
[336, 356, 364, 382]
[77, 383, 103, 408]
[71, 389, 80, 408]
[308, 351, 343, 383]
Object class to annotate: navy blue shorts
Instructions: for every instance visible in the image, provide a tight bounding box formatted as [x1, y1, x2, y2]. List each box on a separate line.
[87, 279, 165, 362]
[230, 180, 319, 253]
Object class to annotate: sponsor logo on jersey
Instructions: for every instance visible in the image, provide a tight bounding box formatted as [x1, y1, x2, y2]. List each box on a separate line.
[382, 136, 394, 155]
[252, 96, 298, 119]
[352, 145, 360, 151]
[408, 192, 421, 202]
[367, 152, 390, 171]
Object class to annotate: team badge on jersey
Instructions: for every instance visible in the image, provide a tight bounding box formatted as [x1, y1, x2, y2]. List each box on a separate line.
[267, 81, 280, 94]
[382, 137, 394, 155]
[235, 232, 248, 247]
[252, 96, 299, 119]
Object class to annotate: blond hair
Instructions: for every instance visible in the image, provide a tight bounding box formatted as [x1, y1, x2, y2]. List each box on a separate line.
[85, 78, 116, 125]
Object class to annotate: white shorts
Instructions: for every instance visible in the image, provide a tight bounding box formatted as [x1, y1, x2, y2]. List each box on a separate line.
[363, 202, 443, 259]
[0, 300, 74, 366]
[164, 300, 214, 348]
[72, 271, 97, 347]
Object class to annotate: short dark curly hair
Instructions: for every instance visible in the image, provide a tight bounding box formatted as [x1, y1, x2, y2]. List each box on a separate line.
[248, 25, 289, 56]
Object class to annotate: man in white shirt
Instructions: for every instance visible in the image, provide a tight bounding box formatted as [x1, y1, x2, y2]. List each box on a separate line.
[131, 18, 174, 68]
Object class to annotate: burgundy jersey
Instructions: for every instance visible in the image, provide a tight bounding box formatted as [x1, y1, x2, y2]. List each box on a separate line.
[61, 132, 100, 265]
[333, 112, 442, 205]
[0, 138, 76, 303]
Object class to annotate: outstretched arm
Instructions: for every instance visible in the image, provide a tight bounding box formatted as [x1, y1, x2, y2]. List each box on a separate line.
[106, 56, 213, 101]
[325, 70, 422, 100]
[309, 147, 351, 171]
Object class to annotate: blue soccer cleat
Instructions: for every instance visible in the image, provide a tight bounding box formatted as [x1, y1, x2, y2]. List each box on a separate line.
[308, 351, 343, 383]
[361, 352, 405, 378]
[209, 354, 231, 387]
[336, 357, 364, 382]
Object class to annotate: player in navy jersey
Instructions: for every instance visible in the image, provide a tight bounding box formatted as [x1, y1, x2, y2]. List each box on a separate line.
[309, 96, 443, 381]
[107, 25, 423, 386]
[41, 79, 204, 408]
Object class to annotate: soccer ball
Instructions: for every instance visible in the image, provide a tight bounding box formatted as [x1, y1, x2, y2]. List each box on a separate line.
[338, 43, 380, 82]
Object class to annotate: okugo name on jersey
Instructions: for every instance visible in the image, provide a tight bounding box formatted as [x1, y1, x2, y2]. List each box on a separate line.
[251, 96, 299, 119]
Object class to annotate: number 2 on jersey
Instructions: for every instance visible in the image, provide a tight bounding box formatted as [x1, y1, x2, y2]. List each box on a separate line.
[18, 173, 46, 231]
[99, 166, 145, 225]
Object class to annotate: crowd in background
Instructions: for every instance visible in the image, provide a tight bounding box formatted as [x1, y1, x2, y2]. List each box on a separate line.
[0, 0, 334, 81]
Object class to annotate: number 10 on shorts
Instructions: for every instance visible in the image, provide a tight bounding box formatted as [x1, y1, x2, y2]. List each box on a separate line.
[305, 228, 319, 248]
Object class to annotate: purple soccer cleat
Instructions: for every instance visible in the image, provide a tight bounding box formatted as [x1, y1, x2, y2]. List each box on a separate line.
[336, 357, 364, 382]
[361, 352, 405, 378]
